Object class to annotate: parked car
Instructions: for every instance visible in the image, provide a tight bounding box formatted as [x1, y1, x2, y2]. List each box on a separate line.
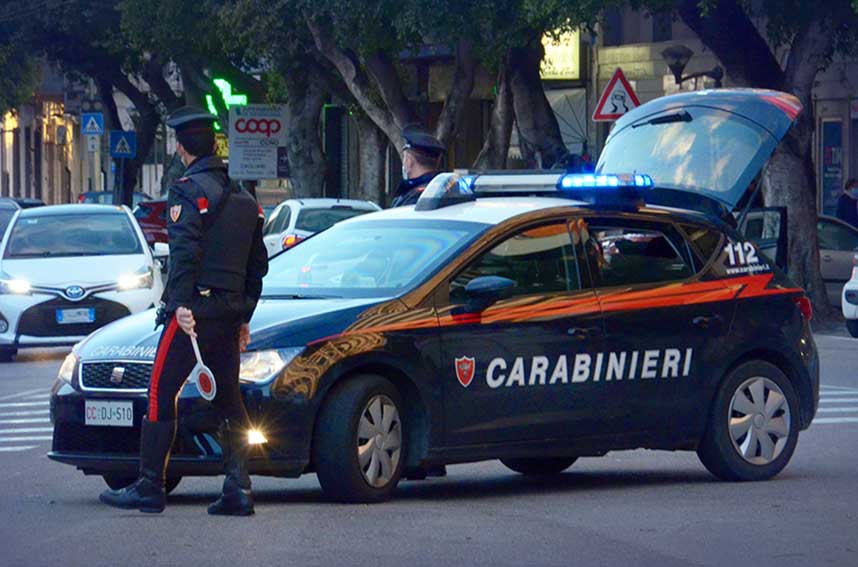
[132, 200, 168, 247]
[0, 199, 20, 238]
[0, 204, 164, 361]
[0, 197, 45, 209]
[78, 191, 149, 207]
[262, 198, 382, 257]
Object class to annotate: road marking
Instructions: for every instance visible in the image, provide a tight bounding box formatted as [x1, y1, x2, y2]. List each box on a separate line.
[0, 418, 50, 424]
[0, 410, 50, 417]
[0, 435, 52, 442]
[0, 402, 49, 408]
[817, 407, 858, 413]
[0, 427, 53, 434]
[0, 389, 47, 402]
[819, 398, 858, 404]
[819, 385, 858, 391]
[0, 446, 38, 453]
[812, 417, 858, 424]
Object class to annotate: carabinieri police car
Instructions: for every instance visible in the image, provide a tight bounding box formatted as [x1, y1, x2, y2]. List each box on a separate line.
[50, 89, 818, 503]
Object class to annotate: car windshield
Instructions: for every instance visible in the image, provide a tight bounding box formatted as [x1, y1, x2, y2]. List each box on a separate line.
[263, 219, 485, 298]
[4, 213, 142, 258]
[294, 207, 375, 233]
[0, 209, 15, 236]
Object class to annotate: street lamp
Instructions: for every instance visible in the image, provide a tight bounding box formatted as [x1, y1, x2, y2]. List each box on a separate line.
[661, 44, 723, 88]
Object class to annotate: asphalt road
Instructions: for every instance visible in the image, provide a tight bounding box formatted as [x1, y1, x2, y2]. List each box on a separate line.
[0, 336, 856, 567]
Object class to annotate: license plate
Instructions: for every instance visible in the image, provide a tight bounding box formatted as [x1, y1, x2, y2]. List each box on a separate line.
[84, 400, 133, 427]
[56, 308, 95, 324]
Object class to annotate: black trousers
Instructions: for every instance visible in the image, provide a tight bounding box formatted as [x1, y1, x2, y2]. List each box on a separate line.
[147, 313, 248, 427]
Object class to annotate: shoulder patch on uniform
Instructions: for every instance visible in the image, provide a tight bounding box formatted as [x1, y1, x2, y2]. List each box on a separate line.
[178, 176, 190, 183]
[169, 204, 182, 222]
[197, 197, 209, 214]
[257, 204, 265, 219]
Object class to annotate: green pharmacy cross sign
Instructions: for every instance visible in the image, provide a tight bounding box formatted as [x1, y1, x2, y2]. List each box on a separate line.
[206, 78, 248, 130]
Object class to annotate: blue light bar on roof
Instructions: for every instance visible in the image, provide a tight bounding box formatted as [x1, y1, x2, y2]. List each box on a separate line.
[558, 173, 653, 190]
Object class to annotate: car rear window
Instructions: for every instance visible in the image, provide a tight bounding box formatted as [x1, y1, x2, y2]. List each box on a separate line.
[680, 223, 723, 265]
[295, 207, 372, 233]
[4, 213, 142, 258]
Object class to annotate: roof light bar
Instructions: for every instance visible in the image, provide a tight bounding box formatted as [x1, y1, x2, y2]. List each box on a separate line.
[558, 173, 653, 190]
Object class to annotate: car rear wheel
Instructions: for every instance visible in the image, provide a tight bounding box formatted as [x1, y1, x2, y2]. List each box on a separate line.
[102, 474, 181, 494]
[0, 347, 17, 363]
[501, 457, 578, 476]
[313, 375, 405, 503]
[697, 360, 799, 481]
[846, 319, 858, 338]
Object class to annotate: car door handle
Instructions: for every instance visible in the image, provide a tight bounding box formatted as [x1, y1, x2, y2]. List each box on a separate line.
[567, 327, 600, 340]
[692, 315, 723, 329]
[822, 255, 833, 262]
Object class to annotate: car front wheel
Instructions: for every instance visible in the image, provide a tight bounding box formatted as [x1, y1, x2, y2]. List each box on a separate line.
[313, 375, 405, 503]
[697, 360, 799, 481]
[0, 347, 17, 363]
[846, 319, 858, 338]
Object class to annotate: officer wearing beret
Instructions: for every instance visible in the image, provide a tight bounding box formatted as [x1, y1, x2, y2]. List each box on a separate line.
[390, 124, 446, 207]
[100, 106, 269, 516]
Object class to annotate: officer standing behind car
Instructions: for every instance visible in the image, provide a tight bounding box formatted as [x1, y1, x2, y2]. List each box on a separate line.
[836, 178, 858, 229]
[100, 106, 269, 516]
[390, 124, 446, 207]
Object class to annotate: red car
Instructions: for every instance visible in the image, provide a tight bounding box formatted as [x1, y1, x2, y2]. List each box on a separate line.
[132, 200, 167, 247]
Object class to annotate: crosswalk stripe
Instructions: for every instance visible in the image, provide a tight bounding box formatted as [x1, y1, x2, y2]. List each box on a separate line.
[820, 385, 858, 391]
[0, 446, 38, 453]
[819, 391, 858, 397]
[817, 407, 858, 414]
[0, 410, 50, 417]
[819, 398, 858, 404]
[813, 417, 858, 424]
[0, 389, 47, 402]
[0, 436, 52, 442]
[0, 427, 53, 434]
[0, 402, 49, 408]
[0, 418, 50, 424]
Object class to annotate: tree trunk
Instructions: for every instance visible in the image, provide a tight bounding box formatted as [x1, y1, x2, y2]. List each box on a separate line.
[473, 64, 513, 170]
[507, 40, 566, 169]
[283, 64, 327, 198]
[354, 113, 387, 206]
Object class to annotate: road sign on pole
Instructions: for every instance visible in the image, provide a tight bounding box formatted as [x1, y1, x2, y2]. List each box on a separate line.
[81, 112, 105, 135]
[86, 135, 99, 153]
[593, 68, 641, 122]
[109, 131, 137, 159]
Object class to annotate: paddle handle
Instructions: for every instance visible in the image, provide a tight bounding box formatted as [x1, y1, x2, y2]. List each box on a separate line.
[190, 334, 204, 367]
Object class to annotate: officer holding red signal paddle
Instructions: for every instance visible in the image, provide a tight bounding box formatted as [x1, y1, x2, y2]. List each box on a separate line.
[100, 106, 268, 515]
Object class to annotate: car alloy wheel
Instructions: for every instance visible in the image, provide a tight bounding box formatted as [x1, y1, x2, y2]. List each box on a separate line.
[357, 394, 402, 488]
[727, 376, 791, 465]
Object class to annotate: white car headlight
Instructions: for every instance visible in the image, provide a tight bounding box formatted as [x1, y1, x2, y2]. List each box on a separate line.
[239, 347, 304, 384]
[58, 352, 80, 383]
[0, 272, 31, 295]
[117, 268, 153, 290]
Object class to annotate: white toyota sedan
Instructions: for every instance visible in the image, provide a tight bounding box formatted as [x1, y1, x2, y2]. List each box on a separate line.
[0, 204, 163, 361]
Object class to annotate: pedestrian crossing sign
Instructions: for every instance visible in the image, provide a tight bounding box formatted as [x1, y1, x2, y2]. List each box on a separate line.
[109, 131, 137, 159]
[81, 113, 104, 135]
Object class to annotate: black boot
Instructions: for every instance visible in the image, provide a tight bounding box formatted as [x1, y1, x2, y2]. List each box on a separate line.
[99, 419, 175, 513]
[208, 421, 255, 516]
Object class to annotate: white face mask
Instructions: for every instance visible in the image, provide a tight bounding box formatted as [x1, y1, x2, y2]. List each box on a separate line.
[402, 163, 409, 180]
[849, 188, 858, 199]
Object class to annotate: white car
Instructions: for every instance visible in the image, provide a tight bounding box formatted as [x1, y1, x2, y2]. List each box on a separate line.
[262, 198, 381, 257]
[0, 204, 164, 361]
[841, 255, 858, 337]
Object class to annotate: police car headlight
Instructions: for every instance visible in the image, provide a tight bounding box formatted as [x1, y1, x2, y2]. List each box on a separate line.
[117, 268, 153, 290]
[58, 352, 79, 383]
[239, 348, 303, 384]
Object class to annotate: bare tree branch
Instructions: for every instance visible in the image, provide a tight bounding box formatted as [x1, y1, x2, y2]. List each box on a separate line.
[364, 50, 417, 129]
[473, 62, 513, 169]
[434, 40, 477, 145]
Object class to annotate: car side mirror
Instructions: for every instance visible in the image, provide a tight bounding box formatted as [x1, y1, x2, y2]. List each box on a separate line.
[463, 276, 516, 312]
[153, 242, 170, 258]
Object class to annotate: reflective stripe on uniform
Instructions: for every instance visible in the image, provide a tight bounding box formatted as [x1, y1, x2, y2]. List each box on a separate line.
[148, 317, 179, 422]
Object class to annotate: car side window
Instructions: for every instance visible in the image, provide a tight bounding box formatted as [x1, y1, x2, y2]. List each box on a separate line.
[679, 223, 723, 265]
[817, 219, 858, 251]
[582, 221, 694, 287]
[449, 221, 579, 303]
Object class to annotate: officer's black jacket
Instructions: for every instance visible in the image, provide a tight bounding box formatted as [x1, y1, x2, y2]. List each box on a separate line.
[390, 171, 440, 207]
[163, 155, 268, 322]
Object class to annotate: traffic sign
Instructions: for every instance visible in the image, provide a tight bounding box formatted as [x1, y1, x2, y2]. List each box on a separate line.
[86, 135, 99, 153]
[593, 68, 641, 122]
[81, 113, 105, 135]
[109, 131, 137, 159]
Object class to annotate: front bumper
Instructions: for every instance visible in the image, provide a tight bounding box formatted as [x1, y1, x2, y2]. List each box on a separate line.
[842, 278, 858, 319]
[49, 378, 314, 479]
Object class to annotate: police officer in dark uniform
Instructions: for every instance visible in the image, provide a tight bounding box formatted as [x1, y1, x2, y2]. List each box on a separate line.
[100, 106, 269, 515]
[390, 124, 446, 207]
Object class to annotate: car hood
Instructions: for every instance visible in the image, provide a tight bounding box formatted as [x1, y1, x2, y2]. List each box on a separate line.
[76, 296, 390, 361]
[1, 255, 148, 287]
[596, 89, 801, 213]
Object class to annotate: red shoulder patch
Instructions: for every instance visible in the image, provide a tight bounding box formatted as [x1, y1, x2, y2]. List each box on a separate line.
[197, 197, 209, 214]
[178, 176, 190, 183]
[257, 204, 265, 219]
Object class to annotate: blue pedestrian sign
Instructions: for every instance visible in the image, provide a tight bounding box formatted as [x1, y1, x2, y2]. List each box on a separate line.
[81, 113, 104, 135]
[109, 131, 137, 159]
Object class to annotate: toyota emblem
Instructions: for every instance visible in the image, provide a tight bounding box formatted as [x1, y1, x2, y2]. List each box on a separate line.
[65, 286, 85, 300]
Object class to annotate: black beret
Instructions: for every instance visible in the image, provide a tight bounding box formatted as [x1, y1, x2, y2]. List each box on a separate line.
[402, 124, 446, 158]
[166, 106, 218, 130]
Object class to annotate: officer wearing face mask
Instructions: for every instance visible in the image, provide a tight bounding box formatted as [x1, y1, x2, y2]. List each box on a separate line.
[836, 179, 858, 229]
[390, 125, 446, 208]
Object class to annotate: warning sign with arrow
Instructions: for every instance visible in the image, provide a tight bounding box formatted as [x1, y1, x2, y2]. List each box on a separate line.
[109, 131, 137, 159]
[593, 68, 641, 122]
[82, 112, 104, 135]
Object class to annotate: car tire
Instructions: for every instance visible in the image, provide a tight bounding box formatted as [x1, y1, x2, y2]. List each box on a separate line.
[847, 319, 858, 338]
[501, 457, 578, 476]
[102, 474, 181, 494]
[697, 360, 800, 482]
[0, 347, 17, 363]
[313, 374, 405, 503]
